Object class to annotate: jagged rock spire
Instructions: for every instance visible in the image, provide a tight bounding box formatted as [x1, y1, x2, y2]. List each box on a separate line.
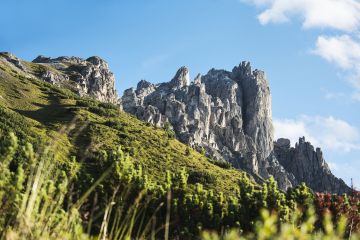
[31, 55, 118, 104]
[120, 61, 287, 188]
[170, 66, 190, 89]
[274, 137, 351, 194]
[194, 73, 202, 85]
[119, 61, 351, 194]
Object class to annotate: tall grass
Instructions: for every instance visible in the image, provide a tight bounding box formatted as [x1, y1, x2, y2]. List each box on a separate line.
[0, 130, 161, 239]
[1, 131, 360, 239]
[201, 208, 356, 240]
[0, 132, 84, 239]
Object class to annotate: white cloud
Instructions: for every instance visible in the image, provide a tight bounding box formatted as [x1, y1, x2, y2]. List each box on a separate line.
[352, 91, 360, 101]
[241, 0, 273, 6]
[273, 118, 314, 145]
[327, 162, 338, 171]
[244, 0, 360, 32]
[274, 115, 360, 152]
[243, 0, 360, 101]
[323, 91, 346, 101]
[312, 35, 360, 99]
[312, 35, 360, 70]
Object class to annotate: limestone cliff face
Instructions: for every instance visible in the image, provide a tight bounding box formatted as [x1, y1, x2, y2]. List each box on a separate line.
[32, 55, 118, 104]
[274, 138, 351, 194]
[121, 62, 296, 189]
[0, 52, 118, 104]
[120, 62, 351, 193]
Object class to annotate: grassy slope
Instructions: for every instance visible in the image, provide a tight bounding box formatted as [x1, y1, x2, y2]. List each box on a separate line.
[0, 56, 251, 195]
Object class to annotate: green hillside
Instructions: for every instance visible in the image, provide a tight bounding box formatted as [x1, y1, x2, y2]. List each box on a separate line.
[1, 55, 359, 239]
[0, 56, 248, 195]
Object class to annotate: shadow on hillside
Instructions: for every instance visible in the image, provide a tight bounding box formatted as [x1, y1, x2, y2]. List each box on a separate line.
[13, 94, 76, 127]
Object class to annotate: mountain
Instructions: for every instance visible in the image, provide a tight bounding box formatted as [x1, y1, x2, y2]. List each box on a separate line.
[274, 137, 350, 193]
[31, 55, 118, 104]
[0, 52, 251, 195]
[0, 52, 350, 194]
[120, 62, 351, 194]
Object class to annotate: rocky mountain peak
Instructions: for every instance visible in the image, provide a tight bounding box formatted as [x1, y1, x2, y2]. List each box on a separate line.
[274, 137, 350, 194]
[120, 62, 290, 187]
[275, 138, 291, 149]
[0, 52, 27, 71]
[86, 56, 107, 67]
[170, 66, 190, 89]
[232, 61, 252, 79]
[120, 62, 350, 194]
[0, 53, 118, 104]
[31, 55, 118, 104]
[194, 73, 202, 85]
[33, 55, 84, 65]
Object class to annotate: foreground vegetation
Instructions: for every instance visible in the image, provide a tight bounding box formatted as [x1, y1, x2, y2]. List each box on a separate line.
[1, 132, 360, 239]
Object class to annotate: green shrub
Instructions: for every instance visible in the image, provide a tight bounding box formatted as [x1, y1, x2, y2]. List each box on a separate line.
[98, 102, 119, 110]
[104, 120, 125, 131]
[76, 99, 97, 108]
[209, 158, 232, 169]
[163, 122, 175, 139]
[188, 170, 216, 185]
[89, 106, 117, 117]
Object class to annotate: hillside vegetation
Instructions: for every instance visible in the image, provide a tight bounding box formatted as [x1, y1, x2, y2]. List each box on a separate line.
[0, 58, 247, 194]
[0, 57, 360, 239]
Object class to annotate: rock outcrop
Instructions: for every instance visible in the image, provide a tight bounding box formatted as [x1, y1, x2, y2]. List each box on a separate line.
[121, 62, 297, 189]
[120, 62, 350, 193]
[274, 137, 351, 194]
[32, 55, 118, 104]
[0, 52, 118, 104]
[0, 52, 27, 71]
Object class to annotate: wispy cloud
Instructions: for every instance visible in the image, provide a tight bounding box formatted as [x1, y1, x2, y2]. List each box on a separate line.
[274, 115, 360, 152]
[321, 88, 347, 101]
[312, 35, 360, 100]
[243, 0, 360, 31]
[312, 35, 360, 70]
[327, 161, 339, 171]
[242, 0, 360, 101]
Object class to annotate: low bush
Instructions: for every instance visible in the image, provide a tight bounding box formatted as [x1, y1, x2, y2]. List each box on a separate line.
[1, 132, 359, 239]
[209, 158, 233, 169]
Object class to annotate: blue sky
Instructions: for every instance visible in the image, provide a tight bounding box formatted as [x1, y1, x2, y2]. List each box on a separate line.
[1, 0, 360, 188]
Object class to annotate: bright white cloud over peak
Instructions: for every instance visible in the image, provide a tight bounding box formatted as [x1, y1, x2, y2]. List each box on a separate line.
[245, 0, 360, 32]
[243, 0, 360, 101]
[312, 35, 360, 98]
[274, 115, 360, 152]
[312, 35, 360, 70]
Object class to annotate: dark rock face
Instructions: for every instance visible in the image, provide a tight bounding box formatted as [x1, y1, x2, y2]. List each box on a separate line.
[274, 137, 351, 194]
[32, 55, 118, 104]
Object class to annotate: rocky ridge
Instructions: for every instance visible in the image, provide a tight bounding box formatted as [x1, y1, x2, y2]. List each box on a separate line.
[121, 62, 296, 190]
[120, 63, 351, 194]
[0, 52, 118, 104]
[0, 52, 350, 193]
[274, 138, 351, 193]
